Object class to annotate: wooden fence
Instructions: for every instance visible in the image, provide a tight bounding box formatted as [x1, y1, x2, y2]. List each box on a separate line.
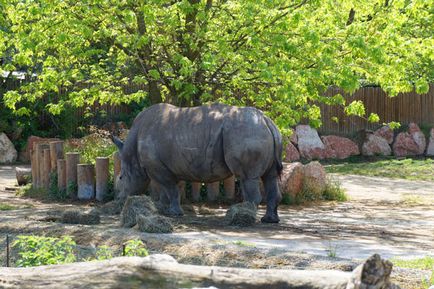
[318, 85, 434, 136]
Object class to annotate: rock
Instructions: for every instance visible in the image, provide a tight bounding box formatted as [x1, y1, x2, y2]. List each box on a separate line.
[289, 128, 298, 145]
[374, 125, 394, 144]
[15, 167, 32, 186]
[408, 123, 426, 154]
[284, 142, 300, 162]
[321, 135, 360, 159]
[426, 128, 434, 156]
[225, 202, 257, 227]
[136, 214, 173, 233]
[362, 134, 392, 156]
[296, 125, 327, 160]
[279, 162, 304, 198]
[0, 132, 17, 163]
[60, 209, 100, 225]
[120, 195, 157, 228]
[303, 161, 327, 196]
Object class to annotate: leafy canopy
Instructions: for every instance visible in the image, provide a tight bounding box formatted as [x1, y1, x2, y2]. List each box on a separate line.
[1, 0, 432, 132]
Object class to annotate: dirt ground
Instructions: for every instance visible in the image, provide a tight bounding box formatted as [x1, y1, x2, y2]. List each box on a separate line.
[0, 165, 433, 288]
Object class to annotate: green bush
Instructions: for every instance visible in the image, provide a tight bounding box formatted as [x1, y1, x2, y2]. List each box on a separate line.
[96, 245, 114, 260]
[13, 235, 76, 267]
[124, 239, 149, 257]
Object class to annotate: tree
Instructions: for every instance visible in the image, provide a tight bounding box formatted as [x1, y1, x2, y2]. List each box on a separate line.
[1, 0, 433, 133]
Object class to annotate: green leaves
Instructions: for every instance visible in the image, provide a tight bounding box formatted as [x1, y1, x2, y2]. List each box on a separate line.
[0, 0, 432, 130]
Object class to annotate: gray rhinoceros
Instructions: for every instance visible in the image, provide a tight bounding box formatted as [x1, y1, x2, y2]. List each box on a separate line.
[112, 103, 283, 223]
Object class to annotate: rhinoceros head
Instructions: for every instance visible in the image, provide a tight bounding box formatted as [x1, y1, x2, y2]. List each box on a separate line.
[112, 135, 149, 200]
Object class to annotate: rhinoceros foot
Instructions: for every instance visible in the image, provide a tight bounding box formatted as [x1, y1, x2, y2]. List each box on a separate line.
[261, 213, 280, 223]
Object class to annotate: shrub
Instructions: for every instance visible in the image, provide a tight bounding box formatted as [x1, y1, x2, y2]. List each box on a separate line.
[96, 245, 114, 260]
[13, 235, 76, 267]
[124, 239, 149, 257]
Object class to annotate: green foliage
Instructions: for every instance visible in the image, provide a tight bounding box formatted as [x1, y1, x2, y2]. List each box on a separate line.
[325, 157, 434, 182]
[13, 235, 76, 267]
[124, 239, 149, 257]
[66, 181, 77, 197]
[17, 184, 47, 199]
[392, 256, 434, 288]
[1, 0, 432, 129]
[0, 203, 19, 210]
[281, 178, 347, 205]
[48, 172, 68, 200]
[95, 245, 114, 261]
[232, 240, 256, 248]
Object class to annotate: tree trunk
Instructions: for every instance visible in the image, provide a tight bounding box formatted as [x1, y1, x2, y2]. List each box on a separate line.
[30, 145, 37, 187]
[77, 164, 95, 200]
[35, 144, 49, 188]
[95, 157, 110, 202]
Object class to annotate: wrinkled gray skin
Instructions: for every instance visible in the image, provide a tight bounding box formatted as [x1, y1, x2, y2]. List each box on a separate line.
[113, 103, 283, 223]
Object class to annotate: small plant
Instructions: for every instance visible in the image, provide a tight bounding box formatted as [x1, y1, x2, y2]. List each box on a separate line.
[326, 241, 338, 258]
[124, 239, 149, 257]
[48, 172, 68, 201]
[13, 235, 76, 267]
[232, 240, 256, 247]
[392, 256, 434, 288]
[16, 184, 47, 199]
[96, 245, 114, 260]
[0, 203, 19, 210]
[67, 181, 77, 196]
[322, 179, 347, 202]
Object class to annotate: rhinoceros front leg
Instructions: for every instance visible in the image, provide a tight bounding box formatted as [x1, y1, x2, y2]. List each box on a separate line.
[260, 173, 281, 223]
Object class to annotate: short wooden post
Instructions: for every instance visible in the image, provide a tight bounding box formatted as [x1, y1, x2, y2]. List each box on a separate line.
[49, 141, 64, 173]
[95, 157, 109, 202]
[30, 146, 37, 187]
[66, 152, 80, 198]
[178, 181, 186, 203]
[206, 181, 220, 202]
[57, 159, 66, 192]
[42, 148, 51, 190]
[191, 182, 201, 202]
[77, 164, 95, 200]
[223, 175, 236, 200]
[36, 144, 49, 188]
[113, 152, 121, 187]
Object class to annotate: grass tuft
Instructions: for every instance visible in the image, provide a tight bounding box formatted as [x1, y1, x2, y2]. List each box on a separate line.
[0, 203, 19, 210]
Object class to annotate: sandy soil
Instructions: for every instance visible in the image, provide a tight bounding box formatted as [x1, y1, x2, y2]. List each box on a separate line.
[0, 165, 433, 288]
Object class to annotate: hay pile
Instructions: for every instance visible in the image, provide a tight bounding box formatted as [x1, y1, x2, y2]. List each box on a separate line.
[60, 209, 100, 225]
[120, 195, 157, 227]
[136, 214, 173, 233]
[225, 202, 257, 227]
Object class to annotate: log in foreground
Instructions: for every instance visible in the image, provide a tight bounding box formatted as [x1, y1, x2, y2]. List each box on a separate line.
[0, 254, 400, 289]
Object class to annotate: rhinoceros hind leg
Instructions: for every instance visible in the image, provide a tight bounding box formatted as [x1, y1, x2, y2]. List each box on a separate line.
[240, 178, 262, 205]
[260, 172, 281, 223]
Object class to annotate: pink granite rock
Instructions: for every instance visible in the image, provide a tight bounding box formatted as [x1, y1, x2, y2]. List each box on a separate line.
[374, 126, 394, 144]
[321, 135, 360, 159]
[362, 134, 392, 156]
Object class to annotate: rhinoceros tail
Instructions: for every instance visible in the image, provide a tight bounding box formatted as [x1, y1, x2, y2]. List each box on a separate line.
[264, 116, 283, 177]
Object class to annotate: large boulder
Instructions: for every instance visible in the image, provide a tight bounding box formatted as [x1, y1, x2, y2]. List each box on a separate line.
[0, 132, 17, 163]
[284, 142, 300, 162]
[279, 162, 304, 198]
[225, 202, 257, 227]
[120, 195, 157, 228]
[374, 125, 394, 144]
[361, 134, 392, 156]
[296, 125, 327, 160]
[321, 135, 360, 159]
[303, 161, 327, 196]
[393, 123, 426, 157]
[426, 128, 434, 156]
[289, 128, 298, 145]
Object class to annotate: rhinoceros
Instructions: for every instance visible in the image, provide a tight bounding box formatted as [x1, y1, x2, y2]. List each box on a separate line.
[112, 103, 283, 223]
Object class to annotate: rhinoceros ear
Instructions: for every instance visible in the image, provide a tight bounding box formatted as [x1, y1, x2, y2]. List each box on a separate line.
[110, 135, 124, 151]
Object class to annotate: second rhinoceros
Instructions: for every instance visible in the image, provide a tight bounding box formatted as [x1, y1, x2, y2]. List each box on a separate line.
[112, 103, 283, 223]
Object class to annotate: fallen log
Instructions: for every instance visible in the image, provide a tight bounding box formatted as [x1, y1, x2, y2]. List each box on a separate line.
[0, 254, 400, 289]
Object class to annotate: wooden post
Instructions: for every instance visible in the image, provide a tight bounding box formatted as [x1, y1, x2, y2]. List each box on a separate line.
[35, 144, 49, 188]
[223, 175, 236, 200]
[30, 146, 37, 187]
[206, 182, 220, 202]
[57, 159, 66, 192]
[178, 181, 186, 203]
[95, 157, 110, 202]
[49, 141, 64, 173]
[191, 182, 201, 202]
[77, 164, 95, 200]
[66, 152, 80, 198]
[113, 152, 121, 187]
[42, 148, 51, 190]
